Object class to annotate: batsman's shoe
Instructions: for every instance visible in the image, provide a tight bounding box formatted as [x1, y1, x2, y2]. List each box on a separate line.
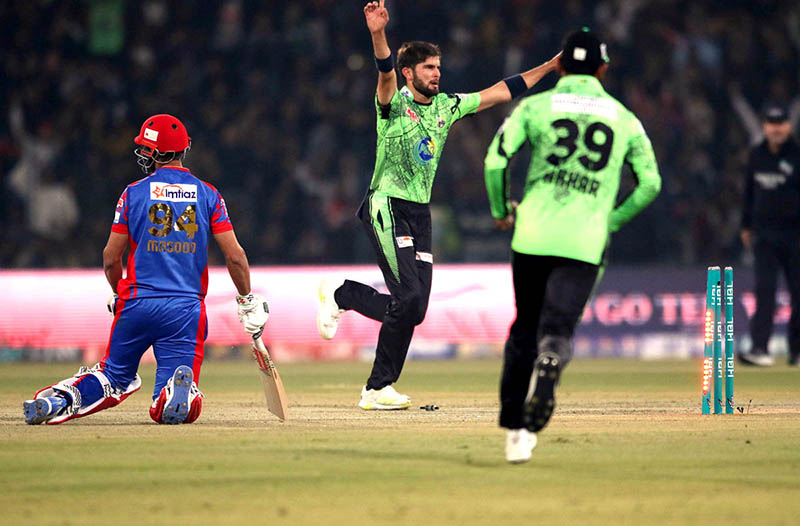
[317, 278, 345, 340]
[23, 396, 68, 425]
[739, 350, 774, 367]
[358, 385, 411, 410]
[523, 351, 561, 432]
[161, 366, 194, 425]
[505, 428, 537, 464]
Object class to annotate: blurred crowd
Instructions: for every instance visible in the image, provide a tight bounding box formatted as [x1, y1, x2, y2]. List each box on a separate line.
[1, 0, 799, 268]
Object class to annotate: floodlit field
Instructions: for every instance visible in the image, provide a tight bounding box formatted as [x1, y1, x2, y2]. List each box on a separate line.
[1, 359, 799, 526]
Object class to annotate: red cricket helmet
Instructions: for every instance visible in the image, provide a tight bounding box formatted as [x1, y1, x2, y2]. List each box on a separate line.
[133, 114, 192, 173]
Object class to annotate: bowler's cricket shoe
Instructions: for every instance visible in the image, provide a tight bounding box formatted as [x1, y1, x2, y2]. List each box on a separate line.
[23, 396, 68, 425]
[317, 278, 345, 340]
[523, 351, 561, 432]
[161, 366, 194, 424]
[505, 428, 537, 464]
[739, 350, 774, 367]
[359, 385, 411, 410]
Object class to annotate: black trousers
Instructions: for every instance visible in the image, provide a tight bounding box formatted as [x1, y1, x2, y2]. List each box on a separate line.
[750, 230, 800, 360]
[499, 252, 599, 429]
[335, 192, 433, 390]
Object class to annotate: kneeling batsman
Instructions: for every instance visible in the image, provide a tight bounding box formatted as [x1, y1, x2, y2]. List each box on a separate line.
[23, 113, 269, 425]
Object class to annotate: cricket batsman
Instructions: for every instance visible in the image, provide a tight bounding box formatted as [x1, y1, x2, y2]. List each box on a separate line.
[316, 0, 559, 410]
[23, 114, 269, 425]
[484, 29, 661, 462]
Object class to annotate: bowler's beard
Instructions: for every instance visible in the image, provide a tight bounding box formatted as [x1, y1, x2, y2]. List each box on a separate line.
[412, 76, 439, 98]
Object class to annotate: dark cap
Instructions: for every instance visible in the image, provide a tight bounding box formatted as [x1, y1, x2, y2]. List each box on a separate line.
[762, 103, 789, 123]
[560, 27, 609, 75]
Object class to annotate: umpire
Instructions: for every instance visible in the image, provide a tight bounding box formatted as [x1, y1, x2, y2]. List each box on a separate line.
[740, 104, 800, 367]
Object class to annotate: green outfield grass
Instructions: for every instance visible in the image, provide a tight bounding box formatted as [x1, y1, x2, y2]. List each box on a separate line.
[1, 359, 799, 526]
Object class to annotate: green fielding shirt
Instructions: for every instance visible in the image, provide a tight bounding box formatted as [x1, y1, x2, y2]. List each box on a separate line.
[370, 86, 481, 203]
[484, 75, 661, 265]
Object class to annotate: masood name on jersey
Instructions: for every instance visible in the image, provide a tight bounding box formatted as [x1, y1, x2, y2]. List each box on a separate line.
[147, 240, 197, 254]
[538, 168, 601, 197]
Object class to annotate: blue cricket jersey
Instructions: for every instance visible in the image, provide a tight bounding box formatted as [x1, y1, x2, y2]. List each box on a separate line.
[111, 166, 232, 300]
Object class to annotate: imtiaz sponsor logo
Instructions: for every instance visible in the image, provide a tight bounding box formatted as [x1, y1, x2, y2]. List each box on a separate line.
[150, 183, 198, 202]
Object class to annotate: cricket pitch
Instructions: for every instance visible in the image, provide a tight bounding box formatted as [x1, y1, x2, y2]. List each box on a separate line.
[1, 359, 798, 526]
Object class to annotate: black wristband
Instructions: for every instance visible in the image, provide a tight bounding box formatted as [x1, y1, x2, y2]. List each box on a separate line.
[503, 74, 527, 98]
[375, 54, 394, 73]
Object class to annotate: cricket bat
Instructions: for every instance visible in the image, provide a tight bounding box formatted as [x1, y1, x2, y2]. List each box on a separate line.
[251, 333, 288, 421]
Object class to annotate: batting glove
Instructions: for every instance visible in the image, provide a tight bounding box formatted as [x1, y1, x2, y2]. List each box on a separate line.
[236, 293, 270, 335]
[107, 293, 119, 317]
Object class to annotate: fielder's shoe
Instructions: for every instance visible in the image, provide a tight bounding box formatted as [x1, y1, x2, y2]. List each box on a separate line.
[23, 396, 68, 425]
[788, 355, 800, 367]
[358, 385, 411, 410]
[161, 366, 194, 425]
[505, 428, 537, 464]
[523, 351, 561, 432]
[739, 350, 774, 367]
[317, 278, 345, 340]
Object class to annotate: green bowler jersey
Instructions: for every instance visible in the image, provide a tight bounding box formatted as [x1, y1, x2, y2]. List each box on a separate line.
[484, 75, 661, 264]
[371, 86, 481, 203]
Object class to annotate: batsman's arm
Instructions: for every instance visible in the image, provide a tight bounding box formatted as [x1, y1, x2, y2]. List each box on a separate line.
[475, 53, 560, 113]
[609, 123, 661, 232]
[484, 104, 529, 222]
[365, 1, 396, 106]
[214, 230, 251, 295]
[102, 232, 127, 292]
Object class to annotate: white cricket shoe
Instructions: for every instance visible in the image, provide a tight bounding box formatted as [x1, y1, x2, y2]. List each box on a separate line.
[506, 428, 537, 464]
[739, 351, 774, 367]
[358, 385, 411, 410]
[317, 278, 345, 340]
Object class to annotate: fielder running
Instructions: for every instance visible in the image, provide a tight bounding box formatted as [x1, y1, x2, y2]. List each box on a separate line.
[484, 29, 661, 462]
[23, 114, 268, 425]
[316, 0, 559, 410]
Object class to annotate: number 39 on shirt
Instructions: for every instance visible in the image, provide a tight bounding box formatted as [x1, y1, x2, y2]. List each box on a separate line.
[546, 118, 615, 172]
